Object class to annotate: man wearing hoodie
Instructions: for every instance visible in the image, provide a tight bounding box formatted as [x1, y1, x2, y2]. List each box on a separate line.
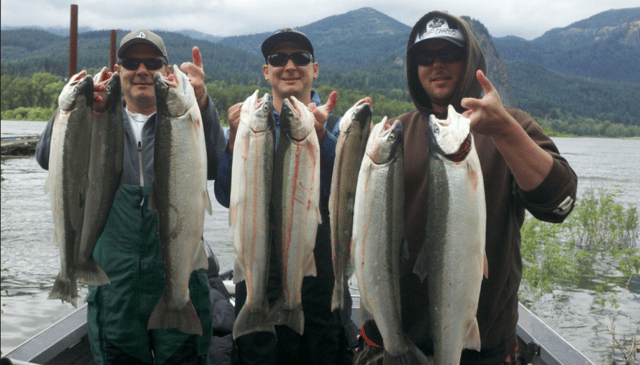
[356, 11, 578, 365]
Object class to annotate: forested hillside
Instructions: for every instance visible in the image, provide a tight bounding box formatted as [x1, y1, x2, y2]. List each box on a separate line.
[2, 7, 639, 136]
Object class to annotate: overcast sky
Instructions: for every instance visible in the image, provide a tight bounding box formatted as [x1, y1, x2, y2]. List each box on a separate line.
[2, 1, 638, 40]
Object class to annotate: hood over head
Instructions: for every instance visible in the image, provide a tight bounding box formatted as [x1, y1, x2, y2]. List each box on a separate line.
[406, 11, 486, 116]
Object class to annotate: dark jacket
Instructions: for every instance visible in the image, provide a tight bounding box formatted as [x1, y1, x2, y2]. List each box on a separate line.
[389, 11, 578, 364]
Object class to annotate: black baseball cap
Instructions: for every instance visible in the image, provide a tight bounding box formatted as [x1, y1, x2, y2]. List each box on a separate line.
[118, 29, 168, 62]
[261, 28, 314, 60]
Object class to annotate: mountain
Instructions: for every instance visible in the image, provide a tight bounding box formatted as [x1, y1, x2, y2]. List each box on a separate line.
[2, 7, 638, 130]
[463, 16, 518, 108]
[219, 7, 410, 67]
[494, 8, 640, 82]
[0, 25, 93, 36]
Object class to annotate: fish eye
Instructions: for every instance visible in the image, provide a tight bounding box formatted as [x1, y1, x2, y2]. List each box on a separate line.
[106, 84, 112, 92]
[263, 104, 269, 113]
[388, 134, 396, 142]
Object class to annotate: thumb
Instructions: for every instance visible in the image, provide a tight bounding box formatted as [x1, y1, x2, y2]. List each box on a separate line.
[476, 70, 494, 95]
[192, 46, 203, 68]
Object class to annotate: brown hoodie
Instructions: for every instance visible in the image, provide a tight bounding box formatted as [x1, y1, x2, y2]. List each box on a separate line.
[387, 11, 578, 364]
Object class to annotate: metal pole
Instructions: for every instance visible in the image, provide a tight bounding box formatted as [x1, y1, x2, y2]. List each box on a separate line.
[110, 30, 117, 71]
[69, 4, 78, 79]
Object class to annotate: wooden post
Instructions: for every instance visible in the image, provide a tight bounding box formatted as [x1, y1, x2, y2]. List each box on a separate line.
[69, 4, 78, 79]
[110, 30, 117, 72]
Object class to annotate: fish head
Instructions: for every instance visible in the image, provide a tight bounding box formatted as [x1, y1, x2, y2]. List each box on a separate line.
[367, 117, 403, 165]
[428, 104, 471, 155]
[58, 74, 94, 111]
[153, 65, 194, 118]
[340, 98, 373, 135]
[102, 72, 122, 111]
[240, 90, 274, 133]
[281, 96, 314, 141]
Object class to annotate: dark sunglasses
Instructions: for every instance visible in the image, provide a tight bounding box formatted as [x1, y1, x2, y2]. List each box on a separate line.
[414, 47, 465, 66]
[266, 52, 314, 67]
[118, 58, 167, 71]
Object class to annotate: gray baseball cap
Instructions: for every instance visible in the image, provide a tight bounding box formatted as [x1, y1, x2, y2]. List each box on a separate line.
[261, 28, 314, 60]
[118, 29, 168, 62]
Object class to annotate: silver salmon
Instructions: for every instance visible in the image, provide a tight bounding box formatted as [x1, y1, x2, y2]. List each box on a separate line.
[147, 66, 212, 336]
[329, 98, 372, 311]
[77, 69, 123, 286]
[46, 74, 94, 307]
[230, 90, 276, 339]
[270, 96, 321, 335]
[413, 105, 488, 365]
[353, 119, 429, 364]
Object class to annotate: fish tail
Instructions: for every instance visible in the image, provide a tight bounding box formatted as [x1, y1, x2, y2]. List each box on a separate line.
[48, 272, 78, 307]
[383, 340, 430, 365]
[268, 298, 304, 335]
[148, 294, 203, 336]
[76, 260, 110, 286]
[233, 301, 275, 339]
[330, 279, 344, 311]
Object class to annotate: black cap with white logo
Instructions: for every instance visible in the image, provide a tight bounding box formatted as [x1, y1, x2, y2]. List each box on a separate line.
[412, 17, 466, 49]
[261, 28, 314, 60]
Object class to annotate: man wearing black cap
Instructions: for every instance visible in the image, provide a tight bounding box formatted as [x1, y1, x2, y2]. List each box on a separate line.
[35, 29, 227, 365]
[355, 11, 577, 365]
[214, 28, 357, 365]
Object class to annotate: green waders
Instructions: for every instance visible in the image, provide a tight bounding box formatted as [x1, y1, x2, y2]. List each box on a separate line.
[85, 185, 212, 364]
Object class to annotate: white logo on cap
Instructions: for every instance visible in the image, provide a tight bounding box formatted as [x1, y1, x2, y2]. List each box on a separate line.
[137, 32, 146, 39]
[414, 17, 465, 47]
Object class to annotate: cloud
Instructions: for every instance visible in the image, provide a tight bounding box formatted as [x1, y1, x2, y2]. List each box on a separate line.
[2, 1, 639, 40]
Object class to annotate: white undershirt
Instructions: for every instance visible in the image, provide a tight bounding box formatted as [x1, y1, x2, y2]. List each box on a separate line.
[125, 108, 153, 144]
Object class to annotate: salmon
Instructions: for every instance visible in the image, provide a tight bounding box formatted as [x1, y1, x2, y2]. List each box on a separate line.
[147, 66, 212, 336]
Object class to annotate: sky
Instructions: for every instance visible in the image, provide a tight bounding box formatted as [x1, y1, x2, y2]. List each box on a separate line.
[1, 0, 638, 40]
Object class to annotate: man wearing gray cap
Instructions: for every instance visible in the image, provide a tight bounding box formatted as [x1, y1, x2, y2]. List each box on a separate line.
[214, 28, 358, 365]
[355, 11, 577, 365]
[36, 29, 227, 365]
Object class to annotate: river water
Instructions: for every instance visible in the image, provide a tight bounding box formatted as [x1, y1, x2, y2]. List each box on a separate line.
[1, 120, 639, 363]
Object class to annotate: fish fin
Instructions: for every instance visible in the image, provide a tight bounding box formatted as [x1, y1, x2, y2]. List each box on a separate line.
[413, 244, 429, 283]
[203, 189, 212, 215]
[402, 238, 409, 260]
[463, 318, 482, 351]
[233, 299, 275, 339]
[233, 259, 245, 284]
[229, 205, 236, 227]
[330, 278, 344, 311]
[383, 337, 430, 365]
[193, 241, 209, 271]
[44, 175, 50, 194]
[117, 170, 125, 192]
[148, 295, 203, 336]
[483, 253, 489, 279]
[48, 272, 78, 307]
[304, 256, 317, 277]
[148, 182, 157, 213]
[316, 205, 322, 225]
[268, 297, 304, 335]
[76, 260, 110, 286]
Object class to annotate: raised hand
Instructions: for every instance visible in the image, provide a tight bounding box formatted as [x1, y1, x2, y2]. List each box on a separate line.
[180, 46, 208, 110]
[307, 90, 338, 142]
[460, 70, 509, 137]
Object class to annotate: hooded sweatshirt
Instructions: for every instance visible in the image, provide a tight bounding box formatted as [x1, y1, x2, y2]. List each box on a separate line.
[387, 11, 578, 364]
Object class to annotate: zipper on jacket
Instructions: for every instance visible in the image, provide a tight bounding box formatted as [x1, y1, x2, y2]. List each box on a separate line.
[137, 141, 144, 187]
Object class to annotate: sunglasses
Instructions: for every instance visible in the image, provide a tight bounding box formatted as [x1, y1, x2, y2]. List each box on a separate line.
[118, 58, 167, 71]
[414, 47, 465, 66]
[266, 52, 314, 67]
